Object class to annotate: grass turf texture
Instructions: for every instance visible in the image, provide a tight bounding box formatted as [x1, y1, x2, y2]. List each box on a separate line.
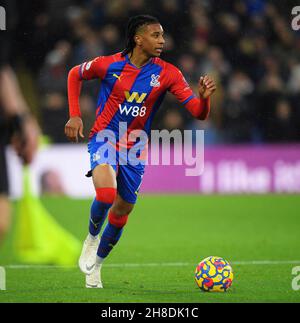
[0, 194, 300, 303]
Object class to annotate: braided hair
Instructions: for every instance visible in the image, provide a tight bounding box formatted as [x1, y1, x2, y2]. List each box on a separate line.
[121, 15, 160, 57]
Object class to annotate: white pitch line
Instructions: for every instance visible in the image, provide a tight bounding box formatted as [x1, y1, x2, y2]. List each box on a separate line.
[232, 260, 300, 265]
[3, 260, 300, 269]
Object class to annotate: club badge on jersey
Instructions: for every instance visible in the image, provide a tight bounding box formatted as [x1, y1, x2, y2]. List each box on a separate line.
[150, 74, 160, 87]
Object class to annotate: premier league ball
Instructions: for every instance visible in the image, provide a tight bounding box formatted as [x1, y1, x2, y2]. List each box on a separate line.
[195, 256, 233, 292]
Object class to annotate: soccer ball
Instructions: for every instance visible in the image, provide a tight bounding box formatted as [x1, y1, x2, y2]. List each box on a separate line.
[194, 256, 233, 292]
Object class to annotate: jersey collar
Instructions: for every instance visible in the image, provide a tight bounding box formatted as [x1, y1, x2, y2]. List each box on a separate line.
[125, 54, 154, 69]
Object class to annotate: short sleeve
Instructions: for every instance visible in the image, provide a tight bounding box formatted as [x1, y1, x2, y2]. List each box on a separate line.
[168, 66, 196, 105]
[79, 56, 109, 80]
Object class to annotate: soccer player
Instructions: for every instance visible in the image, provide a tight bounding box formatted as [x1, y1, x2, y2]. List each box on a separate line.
[65, 15, 216, 288]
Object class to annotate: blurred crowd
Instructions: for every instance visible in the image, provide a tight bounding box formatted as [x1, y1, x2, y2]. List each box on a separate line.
[7, 0, 300, 144]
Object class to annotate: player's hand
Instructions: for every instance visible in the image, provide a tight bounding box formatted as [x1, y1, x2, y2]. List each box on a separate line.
[198, 75, 217, 99]
[64, 116, 84, 142]
[11, 115, 40, 165]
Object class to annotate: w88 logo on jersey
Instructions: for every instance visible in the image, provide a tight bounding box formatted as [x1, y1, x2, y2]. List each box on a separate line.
[119, 104, 147, 117]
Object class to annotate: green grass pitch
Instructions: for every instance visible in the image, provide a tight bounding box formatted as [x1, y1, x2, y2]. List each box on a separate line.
[1, 194, 300, 303]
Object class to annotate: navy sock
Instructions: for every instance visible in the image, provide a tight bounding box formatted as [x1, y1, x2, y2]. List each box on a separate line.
[89, 198, 111, 236]
[97, 222, 123, 259]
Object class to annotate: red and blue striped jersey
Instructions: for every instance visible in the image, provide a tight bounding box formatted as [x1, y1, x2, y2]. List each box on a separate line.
[78, 52, 200, 145]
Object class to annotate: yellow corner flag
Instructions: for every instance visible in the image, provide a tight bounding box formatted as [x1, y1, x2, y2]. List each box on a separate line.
[14, 166, 81, 266]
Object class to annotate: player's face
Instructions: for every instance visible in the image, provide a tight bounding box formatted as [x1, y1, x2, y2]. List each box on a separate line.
[136, 23, 165, 57]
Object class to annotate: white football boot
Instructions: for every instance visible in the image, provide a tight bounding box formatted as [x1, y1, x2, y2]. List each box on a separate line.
[78, 234, 100, 275]
[86, 264, 103, 288]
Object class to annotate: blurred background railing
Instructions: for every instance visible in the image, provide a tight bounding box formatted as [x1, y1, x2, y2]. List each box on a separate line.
[4, 0, 300, 144]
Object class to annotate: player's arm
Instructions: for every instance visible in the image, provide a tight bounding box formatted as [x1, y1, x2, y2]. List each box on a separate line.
[65, 57, 105, 142]
[168, 66, 216, 120]
[188, 75, 216, 119]
[65, 65, 84, 142]
[0, 65, 39, 164]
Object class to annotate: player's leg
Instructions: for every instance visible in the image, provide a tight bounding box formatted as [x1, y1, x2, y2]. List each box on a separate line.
[79, 164, 117, 275]
[96, 194, 134, 262]
[86, 194, 134, 288]
[96, 163, 143, 265]
[89, 164, 117, 237]
[86, 164, 144, 288]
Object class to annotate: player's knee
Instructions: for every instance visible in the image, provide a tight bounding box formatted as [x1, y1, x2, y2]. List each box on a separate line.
[112, 203, 134, 216]
[108, 211, 129, 228]
[95, 187, 117, 205]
